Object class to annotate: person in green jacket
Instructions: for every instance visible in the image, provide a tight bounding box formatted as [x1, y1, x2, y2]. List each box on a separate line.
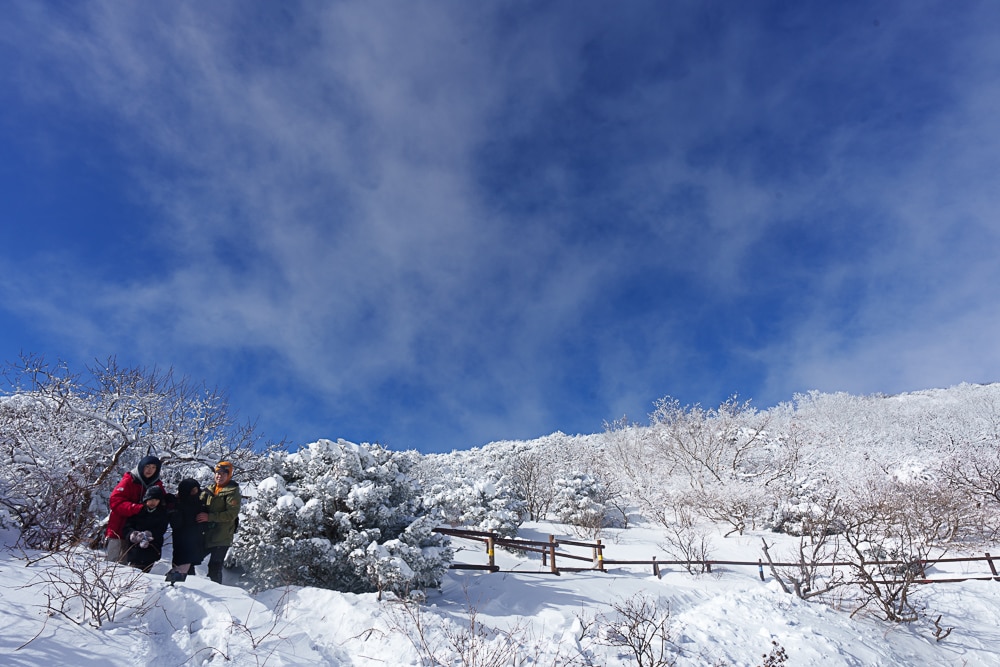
[196, 461, 241, 584]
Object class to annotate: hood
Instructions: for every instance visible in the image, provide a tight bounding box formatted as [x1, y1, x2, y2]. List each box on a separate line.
[132, 455, 162, 487]
[177, 478, 200, 497]
[177, 478, 204, 505]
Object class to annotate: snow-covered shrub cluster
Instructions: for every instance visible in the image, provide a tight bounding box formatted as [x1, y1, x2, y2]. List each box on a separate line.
[496, 434, 590, 522]
[552, 472, 617, 537]
[591, 386, 1000, 547]
[231, 438, 451, 595]
[417, 448, 525, 537]
[766, 475, 846, 537]
[598, 398, 792, 537]
[417, 431, 619, 535]
[422, 474, 523, 538]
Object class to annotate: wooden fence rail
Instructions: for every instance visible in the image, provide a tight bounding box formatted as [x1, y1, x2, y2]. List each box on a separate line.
[432, 527, 1000, 585]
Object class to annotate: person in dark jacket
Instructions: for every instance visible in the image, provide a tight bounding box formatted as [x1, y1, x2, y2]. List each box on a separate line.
[122, 485, 170, 572]
[106, 455, 168, 563]
[165, 478, 208, 583]
[197, 461, 241, 584]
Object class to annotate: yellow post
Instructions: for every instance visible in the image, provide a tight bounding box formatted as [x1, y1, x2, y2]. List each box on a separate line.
[594, 539, 605, 571]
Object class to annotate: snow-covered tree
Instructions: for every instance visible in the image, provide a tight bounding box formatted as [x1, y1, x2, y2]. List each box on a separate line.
[422, 475, 523, 538]
[647, 396, 777, 490]
[498, 441, 558, 521]
[417, 449, 524, 537]
[552, 472, 614, 537]
[0, 355, 270, 549]
[231, 439, 451, 595]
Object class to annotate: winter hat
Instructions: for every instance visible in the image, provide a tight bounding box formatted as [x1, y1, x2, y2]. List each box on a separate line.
[143, 485, 164, 502]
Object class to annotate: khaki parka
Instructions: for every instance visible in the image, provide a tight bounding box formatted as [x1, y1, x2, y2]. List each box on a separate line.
[201, 480, 241, 549]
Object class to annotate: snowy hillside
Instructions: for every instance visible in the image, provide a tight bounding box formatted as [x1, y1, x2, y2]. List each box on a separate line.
[3, 518, 1000, 666]
[6, 382, 1000, 664]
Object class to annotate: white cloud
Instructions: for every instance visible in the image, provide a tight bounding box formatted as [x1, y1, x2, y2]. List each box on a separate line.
[3, 1, 1000, 447]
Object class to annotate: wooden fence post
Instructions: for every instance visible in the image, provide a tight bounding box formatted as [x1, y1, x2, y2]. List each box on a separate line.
[986, 552, 999, 580]
[549, 535, 558, 575]
[758, 559, 765, 581]
[594, 539, 605, 571]
[487, 533, 496, 572]
[652, 556, 661, 579]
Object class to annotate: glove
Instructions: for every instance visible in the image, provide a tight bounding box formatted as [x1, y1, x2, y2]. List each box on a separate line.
[130, 530, 153, 548]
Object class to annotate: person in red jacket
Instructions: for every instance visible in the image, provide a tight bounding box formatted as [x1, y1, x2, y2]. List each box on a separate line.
[106, 455, 167, 563]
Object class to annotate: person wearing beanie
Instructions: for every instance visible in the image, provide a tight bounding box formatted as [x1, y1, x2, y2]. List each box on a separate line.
[122, 482, 170, 572]
[106, 454, 171, 563]
[196, 461, 241, 584]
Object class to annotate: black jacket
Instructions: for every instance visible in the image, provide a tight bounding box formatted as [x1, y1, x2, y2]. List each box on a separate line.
[123, 505, 170, 569]
[169, 491, 208, 566]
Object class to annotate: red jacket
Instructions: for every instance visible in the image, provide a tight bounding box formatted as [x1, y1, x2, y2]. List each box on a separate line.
[106, 471, 167, 539]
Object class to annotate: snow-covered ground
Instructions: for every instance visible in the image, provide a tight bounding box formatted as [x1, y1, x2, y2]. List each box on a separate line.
[3, 521, 1000, 666]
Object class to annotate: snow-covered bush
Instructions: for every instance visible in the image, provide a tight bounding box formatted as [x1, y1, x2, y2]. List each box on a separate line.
[417, 450, 524, 537]
[231, 439, 451, 595]
[767, 476, 846, 537]
[496, 433, 603, 521]
[600, 399, 795, 535]
[422, 474, 523, 538]
[691, 481, 774, 537]
[499, 441, 559, 521]
[594, 594, 678, 667]
[552, 472, 614, 537]
[25, 548, 150, 628]
[659, 505, 714, 575]
[647, 396, 775, 491]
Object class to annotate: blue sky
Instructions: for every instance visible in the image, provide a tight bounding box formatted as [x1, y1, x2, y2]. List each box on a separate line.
[2, 1, 999, 453]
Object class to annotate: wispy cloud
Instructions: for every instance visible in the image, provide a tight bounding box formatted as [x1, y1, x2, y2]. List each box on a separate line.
[2, 1, 1000, 449]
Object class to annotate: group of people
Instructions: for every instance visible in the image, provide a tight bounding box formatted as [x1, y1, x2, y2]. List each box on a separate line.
[104, 456, 242, 585]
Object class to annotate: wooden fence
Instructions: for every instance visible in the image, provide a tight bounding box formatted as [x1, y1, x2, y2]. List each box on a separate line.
[432, 527, 1000, 585]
